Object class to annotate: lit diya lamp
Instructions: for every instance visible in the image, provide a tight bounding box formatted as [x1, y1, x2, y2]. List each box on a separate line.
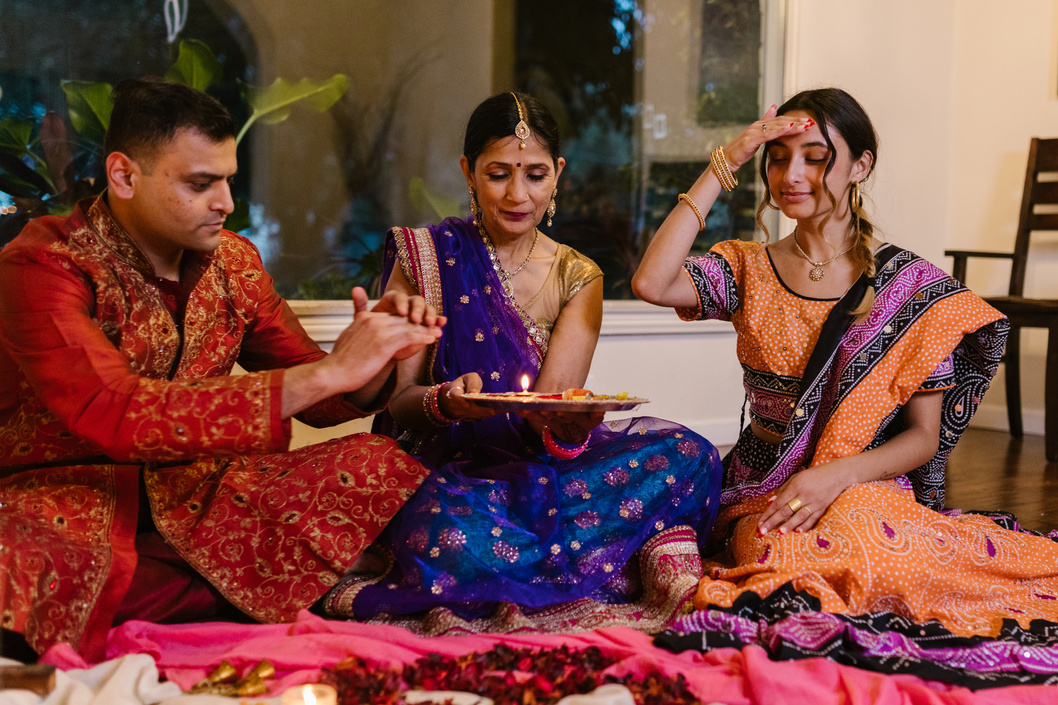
[515, 373, 536, 397]
[280, 683, 338, 705]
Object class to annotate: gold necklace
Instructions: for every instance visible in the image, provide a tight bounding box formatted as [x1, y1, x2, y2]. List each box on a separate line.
[477, 223, 540, 296]
[792, 229, 855, 282]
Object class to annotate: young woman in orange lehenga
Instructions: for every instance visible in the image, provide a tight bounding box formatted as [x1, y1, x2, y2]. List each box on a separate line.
[634, 87, 1058, 688]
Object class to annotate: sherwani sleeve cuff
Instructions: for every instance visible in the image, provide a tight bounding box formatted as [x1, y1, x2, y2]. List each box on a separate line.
[267, 368, 294, 447]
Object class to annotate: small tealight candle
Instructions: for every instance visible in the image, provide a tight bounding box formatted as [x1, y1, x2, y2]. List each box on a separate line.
[280, 683, 338, 705]
[515, 374, 534, 396]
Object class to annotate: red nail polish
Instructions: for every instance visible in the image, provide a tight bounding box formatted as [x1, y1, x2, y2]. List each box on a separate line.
[789, 122, 794, 127]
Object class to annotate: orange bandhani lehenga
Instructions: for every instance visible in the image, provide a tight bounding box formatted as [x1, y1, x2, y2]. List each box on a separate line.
[659, 240, 1058, 688]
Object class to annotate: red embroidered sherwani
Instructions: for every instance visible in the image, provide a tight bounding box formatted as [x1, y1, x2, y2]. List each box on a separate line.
[0, 197, 428, 660]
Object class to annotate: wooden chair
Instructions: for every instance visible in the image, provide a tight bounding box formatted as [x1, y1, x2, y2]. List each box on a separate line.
[947, 137, 1058, 462]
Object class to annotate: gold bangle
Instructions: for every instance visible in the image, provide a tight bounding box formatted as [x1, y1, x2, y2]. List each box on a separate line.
[715, 147, 738, 189]
[712, 148, 737, 191]
[710, 146, 738, 192]
[677, 193, 706, 231]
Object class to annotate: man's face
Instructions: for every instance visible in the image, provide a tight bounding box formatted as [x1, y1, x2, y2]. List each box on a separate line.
[122, 128, 237, 258]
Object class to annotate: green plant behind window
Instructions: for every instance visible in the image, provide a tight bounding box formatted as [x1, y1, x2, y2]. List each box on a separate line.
[0, 39, 346, 245]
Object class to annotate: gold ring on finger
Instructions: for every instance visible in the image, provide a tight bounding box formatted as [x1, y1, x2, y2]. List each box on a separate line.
[787, 497, 803, 513]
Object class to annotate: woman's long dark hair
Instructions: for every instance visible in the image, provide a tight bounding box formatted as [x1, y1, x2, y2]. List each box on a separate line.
[755, 88, 880, 318]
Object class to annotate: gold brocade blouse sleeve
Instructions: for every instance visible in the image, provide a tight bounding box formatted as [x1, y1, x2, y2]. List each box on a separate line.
[557, 246, 603, 305]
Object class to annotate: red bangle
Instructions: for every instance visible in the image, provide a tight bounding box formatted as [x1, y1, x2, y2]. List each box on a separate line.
[423, 384, 457, 426]
[542, 426, 589, 459]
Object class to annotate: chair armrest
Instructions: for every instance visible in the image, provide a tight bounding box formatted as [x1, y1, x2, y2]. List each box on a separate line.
[944, 250, 1015, 283]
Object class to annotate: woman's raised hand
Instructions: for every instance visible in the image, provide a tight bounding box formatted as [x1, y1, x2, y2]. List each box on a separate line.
[438, 372, 498, 422]
[722, 104, 814, 170]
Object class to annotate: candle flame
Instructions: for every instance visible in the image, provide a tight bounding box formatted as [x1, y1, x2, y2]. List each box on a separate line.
[520, 374, 530, 392]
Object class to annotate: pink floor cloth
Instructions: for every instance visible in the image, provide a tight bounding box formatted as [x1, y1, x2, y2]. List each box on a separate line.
[40, 612, 1058, 705]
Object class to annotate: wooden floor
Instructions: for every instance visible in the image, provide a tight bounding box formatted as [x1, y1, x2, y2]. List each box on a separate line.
[946, 428, 1058, 533]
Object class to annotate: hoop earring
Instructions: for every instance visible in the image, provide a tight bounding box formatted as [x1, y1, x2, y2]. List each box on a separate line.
[849, 181, 865, 231]
[547, 187, 557, 227]
[468, 185, 480, 226]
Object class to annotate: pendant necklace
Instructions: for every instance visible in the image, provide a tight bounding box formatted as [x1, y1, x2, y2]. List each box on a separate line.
[478, 223, 540, 297]
[792, 228, 855, 282]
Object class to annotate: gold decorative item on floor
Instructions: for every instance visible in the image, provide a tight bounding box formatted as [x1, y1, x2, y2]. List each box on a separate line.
[187, 658, 275, 696]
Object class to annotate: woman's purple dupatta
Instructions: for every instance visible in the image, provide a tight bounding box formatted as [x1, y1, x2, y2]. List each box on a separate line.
[376, 216, 551, 469]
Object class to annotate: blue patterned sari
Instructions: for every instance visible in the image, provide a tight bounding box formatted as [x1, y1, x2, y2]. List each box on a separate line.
[322, 217, 722, 633]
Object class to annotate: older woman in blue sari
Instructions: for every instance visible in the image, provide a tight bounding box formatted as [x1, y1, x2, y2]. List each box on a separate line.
[321, 93, 722, 634]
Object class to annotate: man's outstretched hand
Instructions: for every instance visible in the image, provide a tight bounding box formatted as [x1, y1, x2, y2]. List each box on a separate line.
[281, 287, 444, 418]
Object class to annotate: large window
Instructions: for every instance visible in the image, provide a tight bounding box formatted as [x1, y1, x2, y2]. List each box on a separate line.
[0, 0, 784, 300]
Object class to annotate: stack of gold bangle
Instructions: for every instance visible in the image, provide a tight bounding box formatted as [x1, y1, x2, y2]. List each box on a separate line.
[710, 146, 738, 192]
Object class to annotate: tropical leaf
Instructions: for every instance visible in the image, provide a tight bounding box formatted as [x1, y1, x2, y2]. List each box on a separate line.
[0, 117, 34, 158]
[409, 177, 462, 221]
[165, 39, 221, 92]
[235, 74, 348, 144]
[61, 81, 113, 144]
[0, 151, 53, 198]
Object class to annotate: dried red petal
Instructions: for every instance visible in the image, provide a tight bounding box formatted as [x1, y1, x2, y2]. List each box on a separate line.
[323, 643, 699, 705]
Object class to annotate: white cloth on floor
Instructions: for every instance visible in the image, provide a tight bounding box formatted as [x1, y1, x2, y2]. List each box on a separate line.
[0, 655, 181, 705]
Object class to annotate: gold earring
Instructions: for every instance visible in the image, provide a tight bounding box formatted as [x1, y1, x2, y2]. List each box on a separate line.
[469, 185, 479, 226]
[547, 187, 557, 227]
[849, 181, 865, 229]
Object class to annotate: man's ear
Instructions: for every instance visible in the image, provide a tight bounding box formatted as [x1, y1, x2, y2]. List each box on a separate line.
[106, 152, 138, 199]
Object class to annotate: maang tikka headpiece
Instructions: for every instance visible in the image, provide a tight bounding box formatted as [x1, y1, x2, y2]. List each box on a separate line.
[512, 92, 531, 150]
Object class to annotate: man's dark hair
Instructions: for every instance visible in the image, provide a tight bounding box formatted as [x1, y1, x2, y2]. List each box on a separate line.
[103, 77, 237, 165]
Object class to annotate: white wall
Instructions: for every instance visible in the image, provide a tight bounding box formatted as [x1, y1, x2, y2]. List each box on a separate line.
[784, 0, 957, 263]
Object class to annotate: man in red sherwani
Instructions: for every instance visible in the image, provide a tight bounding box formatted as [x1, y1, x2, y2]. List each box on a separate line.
[0, 77, 444, 661]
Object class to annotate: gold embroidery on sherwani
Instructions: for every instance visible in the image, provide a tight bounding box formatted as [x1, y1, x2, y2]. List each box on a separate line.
[0, 463, 132, 654]
[0, 197, 430, 657]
